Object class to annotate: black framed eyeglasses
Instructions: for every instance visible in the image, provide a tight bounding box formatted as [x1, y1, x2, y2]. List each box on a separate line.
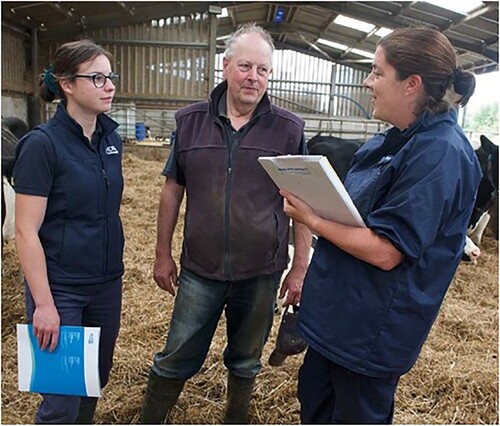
[72, 72, 120, 88]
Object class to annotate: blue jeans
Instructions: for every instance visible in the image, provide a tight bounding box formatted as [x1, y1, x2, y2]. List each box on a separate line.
[153, 268, 281, 380]
[298, 348, 400, 424]
[25, 278, 122, 424]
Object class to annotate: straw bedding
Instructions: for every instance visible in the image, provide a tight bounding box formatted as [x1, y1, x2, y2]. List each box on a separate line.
[1, 152, 498, 424]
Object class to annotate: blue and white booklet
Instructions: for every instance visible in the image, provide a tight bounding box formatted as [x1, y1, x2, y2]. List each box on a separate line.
[17, 324, 101, 397]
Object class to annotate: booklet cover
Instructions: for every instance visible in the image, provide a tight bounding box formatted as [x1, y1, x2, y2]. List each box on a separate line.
[258, 155, 366, 228]
[17, 324, 101, 397]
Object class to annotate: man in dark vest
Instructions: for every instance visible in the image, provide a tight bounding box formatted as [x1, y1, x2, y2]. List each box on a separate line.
[140, 23, 311, 424]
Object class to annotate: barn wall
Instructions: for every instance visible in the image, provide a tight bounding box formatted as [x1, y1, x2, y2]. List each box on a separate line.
[1, 94, 28, 123]
[1, 27, 30, 121]
[1, 27, 30, 94]
[4, 16, 374, 131]
[38, 15, 211, 110]
[333, 65, 371, 118]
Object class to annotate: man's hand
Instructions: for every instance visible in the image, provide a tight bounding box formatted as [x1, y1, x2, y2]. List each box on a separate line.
[153, 253, 179, 296]
[278, 266, 304, 306]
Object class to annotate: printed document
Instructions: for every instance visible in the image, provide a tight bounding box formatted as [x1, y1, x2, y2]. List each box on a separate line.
[258, 155, 366, 228]
[17, 324, 101, 397]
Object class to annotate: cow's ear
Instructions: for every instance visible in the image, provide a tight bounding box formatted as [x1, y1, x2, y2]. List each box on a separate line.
[480, 135, 497, 155]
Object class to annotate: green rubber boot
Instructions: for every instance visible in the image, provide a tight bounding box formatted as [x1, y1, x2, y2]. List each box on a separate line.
[140, 370, 185, 424]
[223, 372, 256, 424]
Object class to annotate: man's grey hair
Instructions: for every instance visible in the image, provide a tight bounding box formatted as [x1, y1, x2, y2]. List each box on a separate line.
[224, 23, 275, 60]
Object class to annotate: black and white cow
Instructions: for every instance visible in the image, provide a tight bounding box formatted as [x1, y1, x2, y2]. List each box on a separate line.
[2, 176, 15, 245]
[2, 116, 29, 140]
[467, 135, 499, 246]
[2, 118, 27, 249]
[305, 133, 490, 263]
[307, 133, 364, 181]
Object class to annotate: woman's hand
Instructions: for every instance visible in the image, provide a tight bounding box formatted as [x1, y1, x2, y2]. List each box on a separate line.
[33, 304, 60, 352]
[280, 189, 317, 228]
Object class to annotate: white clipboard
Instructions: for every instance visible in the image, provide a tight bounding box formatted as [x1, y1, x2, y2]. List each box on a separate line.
[258, 155, 366, 228]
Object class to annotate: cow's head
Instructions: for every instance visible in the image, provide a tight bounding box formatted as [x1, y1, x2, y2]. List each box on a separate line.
[462, 235, 481, 263]
[469, 135, 499, 230]
[480, 135, 499, 191]
[307, 134, 364, 181]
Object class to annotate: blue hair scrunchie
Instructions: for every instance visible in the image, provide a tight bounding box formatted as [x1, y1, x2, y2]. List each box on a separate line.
[43, 65, 59, 95]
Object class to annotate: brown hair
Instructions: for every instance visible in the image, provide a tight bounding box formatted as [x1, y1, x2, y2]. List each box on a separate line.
[378, 27, 476, 115]
[40, 39, 112, 102]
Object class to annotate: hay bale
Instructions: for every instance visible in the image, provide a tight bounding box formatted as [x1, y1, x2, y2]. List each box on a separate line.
[2, 153, 498, 424]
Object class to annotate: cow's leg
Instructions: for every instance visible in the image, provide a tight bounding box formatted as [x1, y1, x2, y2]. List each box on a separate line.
[2, 176, 16, 242]
[275, 244, 294, 316]
[469, 212, 491, 246]
[488, 198, 498, 240]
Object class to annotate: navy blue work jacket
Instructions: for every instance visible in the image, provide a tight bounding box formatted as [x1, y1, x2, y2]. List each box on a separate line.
[14, 102, 124, 285]
[298, 109, 481, 377]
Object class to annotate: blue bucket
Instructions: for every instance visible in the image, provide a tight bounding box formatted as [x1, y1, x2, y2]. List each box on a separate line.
[135, 122, 146, 141]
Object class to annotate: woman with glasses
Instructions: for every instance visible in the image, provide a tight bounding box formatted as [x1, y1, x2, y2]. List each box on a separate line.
[14, 39, 124, 424]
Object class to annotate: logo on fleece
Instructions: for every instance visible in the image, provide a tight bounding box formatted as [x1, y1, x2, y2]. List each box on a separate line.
[106, 146, 119, 155]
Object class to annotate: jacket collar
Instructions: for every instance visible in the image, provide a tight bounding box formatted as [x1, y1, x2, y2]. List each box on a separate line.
[53, 101, 118, 139]
[401, 108, 458, 139]
[354, 109, 459, 168]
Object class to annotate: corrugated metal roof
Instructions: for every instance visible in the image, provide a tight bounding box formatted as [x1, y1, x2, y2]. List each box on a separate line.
[2, 1, 498, 74]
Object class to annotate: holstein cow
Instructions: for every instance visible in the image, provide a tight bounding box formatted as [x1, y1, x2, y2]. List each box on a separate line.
[2, 177, 15, 244]
[1, 118, 28, 249]
[466, 135, 499, 246]
[2, 127, 18, 248]
[2, 116, 29, 140]
[305, 133, 484, 263]
[307, 133, 364, 181]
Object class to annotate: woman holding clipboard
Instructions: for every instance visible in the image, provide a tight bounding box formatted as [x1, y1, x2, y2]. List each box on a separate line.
[281, 27, 481, 424]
